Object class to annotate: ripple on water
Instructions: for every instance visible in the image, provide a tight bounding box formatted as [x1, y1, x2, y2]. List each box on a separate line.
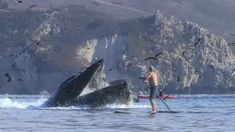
[0, 95, 234, 131]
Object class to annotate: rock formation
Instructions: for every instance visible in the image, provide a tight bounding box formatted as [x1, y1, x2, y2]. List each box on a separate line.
[0, 5, 234, 94]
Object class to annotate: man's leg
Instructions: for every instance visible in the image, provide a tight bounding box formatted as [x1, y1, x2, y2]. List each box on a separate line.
[150, 98, 156, 112]
[149, 86, 157, 112]
[153, 86, 158, 112]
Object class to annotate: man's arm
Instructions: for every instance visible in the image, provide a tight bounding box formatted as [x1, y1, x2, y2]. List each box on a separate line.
[139, 72, 150, 80]
[145, 72, 152, 80]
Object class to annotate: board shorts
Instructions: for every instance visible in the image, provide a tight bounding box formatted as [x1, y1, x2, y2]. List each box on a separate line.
[149, 85, 158, 100]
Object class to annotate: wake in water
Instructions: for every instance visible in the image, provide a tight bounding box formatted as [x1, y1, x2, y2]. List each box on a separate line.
[2, 94, 234, 111]
[0, 96, 150, 110]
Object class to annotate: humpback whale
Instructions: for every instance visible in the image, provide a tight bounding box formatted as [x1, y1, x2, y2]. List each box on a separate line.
[43, 59, 105, 107]
[43, 59, 132, 107]
[69, 80, 132, 107]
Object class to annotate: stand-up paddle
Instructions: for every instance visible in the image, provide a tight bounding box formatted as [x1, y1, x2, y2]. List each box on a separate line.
[139, 65, 175, 114]
[156, 94, 172, 112]
[141, 79, 173, 113]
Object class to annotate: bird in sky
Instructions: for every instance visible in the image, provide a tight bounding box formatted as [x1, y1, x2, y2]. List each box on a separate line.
[209, 65, 215, 71]
[28, 4, 37, 9]
[5, 73, 12, 82]
[144, 56, 157, 61]
[108, 67, 114, 72]
[144, 51, 163, 61]
[228, 42, 235, 46]
[194, 38, 202, 46]
[177, 76, 180, 81]
[36, 41, 40, 45]
[18, 79, 24, 82]
[16, 0, 23, 3]
[182, 50, 186, 56]
[154, 51, 163, 58]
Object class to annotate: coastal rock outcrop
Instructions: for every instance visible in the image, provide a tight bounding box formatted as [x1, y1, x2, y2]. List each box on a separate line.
[0, 6, 234, 94]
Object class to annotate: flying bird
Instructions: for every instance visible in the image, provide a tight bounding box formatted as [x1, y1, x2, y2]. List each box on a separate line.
[182, 50, 186, 56]
[144, 56, 157, 61]
[209, 65, 215, 71]
[18, 79, 24, 82]
[16, 0, 23, 3]
[108, 67, 114, 72]
[36, 41, 40, 45]
[194, 38, 202, 46]
[28, 4, 37, 9]
[5, 73, 12, 82]
[171, 65, 176, 71]
[199, 75, 202, 79]
[144, 51, 163, 61]
[228, 42, 235, 46]
[154, 51, 163, 57]
[177, 76, 180, 81]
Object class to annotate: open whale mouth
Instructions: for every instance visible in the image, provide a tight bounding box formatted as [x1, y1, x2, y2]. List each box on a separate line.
[80, 59, 107, 95]
[43, 59, 133, 107]
[43, 59, 105, 107]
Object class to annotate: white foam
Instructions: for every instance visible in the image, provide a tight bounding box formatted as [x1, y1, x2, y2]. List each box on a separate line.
[105, 103, 150, 109]
[40, 103, 150, 110]
[0, 96, 150, 110]
[0, 97, 46, 109]
[0, 98, 25, 109]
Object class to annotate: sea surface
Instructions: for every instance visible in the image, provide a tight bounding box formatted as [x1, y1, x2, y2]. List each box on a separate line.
[0, 94, 234, 132]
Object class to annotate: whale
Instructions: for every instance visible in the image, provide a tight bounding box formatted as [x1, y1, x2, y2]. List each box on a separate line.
[43, 59, 105, 107]
[43, 59, 132, 107]
[68, 80, 132, 107]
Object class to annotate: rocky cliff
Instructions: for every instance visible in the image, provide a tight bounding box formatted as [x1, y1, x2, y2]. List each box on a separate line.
[0, 5, 234, 94]
[125, 11, 235, 94]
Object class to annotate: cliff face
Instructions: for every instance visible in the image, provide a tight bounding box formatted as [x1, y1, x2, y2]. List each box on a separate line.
[130, 11, 235, 94]
[78, 11, 235, 94]
[0, 5, 120, 94]
[0, 6, 234, 94]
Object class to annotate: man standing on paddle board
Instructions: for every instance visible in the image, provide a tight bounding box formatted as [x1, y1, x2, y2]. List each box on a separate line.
[143, 66, 160, 113]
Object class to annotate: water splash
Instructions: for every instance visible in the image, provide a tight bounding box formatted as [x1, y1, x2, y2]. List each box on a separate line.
[0, 96, 150, 110]
[0, 97, 46, 109]
[0, 98, 25, 109]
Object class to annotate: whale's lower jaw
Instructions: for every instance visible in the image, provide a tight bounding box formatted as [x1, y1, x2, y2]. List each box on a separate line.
[43, 80, 132, 107]
[60, 80, 132, 107]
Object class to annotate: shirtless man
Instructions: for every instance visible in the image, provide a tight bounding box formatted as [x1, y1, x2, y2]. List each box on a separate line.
[144, 66, 160, 113]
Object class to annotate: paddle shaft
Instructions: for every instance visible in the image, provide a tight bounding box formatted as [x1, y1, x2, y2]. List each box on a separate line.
[156, 95, 172, 112]
[142, 82, 172, 112]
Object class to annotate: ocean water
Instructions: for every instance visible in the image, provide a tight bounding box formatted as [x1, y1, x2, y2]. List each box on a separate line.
[0, 95, 234, 132]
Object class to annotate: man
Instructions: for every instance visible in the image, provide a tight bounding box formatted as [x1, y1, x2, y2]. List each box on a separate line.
[144, 65, 160, 113]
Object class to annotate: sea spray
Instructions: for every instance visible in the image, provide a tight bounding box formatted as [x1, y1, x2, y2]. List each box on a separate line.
[0, 97, 46, 109]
